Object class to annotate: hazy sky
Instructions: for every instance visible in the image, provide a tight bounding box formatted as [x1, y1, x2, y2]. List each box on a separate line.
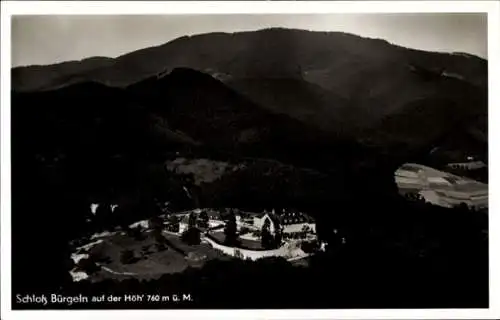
[11, 14, 487, 67]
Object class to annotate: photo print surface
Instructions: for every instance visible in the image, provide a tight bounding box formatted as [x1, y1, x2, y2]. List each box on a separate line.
[8, 12, 489, 310]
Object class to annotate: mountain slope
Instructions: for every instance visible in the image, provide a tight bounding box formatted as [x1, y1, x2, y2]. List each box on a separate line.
[12, 56, 115, 92]
[360, 73, 487, 149]
[12, 28, 487, 140]
[226, 77, 355, 134]
[126, 67, 366, 170]
[13, 67, 368, 183]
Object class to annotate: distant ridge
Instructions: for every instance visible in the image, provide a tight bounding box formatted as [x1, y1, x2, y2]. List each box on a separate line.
[11, 27, 487, 158]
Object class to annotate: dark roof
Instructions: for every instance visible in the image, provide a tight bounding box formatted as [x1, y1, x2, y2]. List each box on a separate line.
[245, 210, 315, 223]
[207, 211, 222, 220]
[278, 212, 313, 224]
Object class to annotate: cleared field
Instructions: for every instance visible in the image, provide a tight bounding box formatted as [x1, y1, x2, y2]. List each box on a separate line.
[85, 230, 230, 282]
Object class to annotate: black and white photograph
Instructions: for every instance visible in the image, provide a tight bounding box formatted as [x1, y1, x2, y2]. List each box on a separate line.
[1, 1, 499, 319]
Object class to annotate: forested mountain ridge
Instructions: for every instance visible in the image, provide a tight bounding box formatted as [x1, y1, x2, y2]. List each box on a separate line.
[12, 28, 487, 143]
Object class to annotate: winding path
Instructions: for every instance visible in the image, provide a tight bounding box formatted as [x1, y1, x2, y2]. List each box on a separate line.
[99, 265, 139, 276]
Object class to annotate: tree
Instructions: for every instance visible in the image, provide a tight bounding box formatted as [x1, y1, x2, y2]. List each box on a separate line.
[96, 202, 114, 228]
[120, 250, 136, 264]
[456, 202, 471, 212]
[128, 226, 144, 241]
[155, 242, 167, 252]
[301, 240, 319, 254]
[224, 210, 238, 246]
[90, 248, 112, 265]
[181, 211, 202, 245]
[198, 210, 209, 229]
[234, 249, 244, 259]
[120, 220, 132, 234]
[150, 215, 163, 231]
[188, 212, 197, 229]
[181, 227, 201, 245]
[274, 228, 283, 247]
[153, 228, 167, 245]
[168, 215, 180, 233]
[239, 226, 251, 235]
[77, 257, 101, 275]
[141, 245, 153, 255]
[261, 218, 273, 249]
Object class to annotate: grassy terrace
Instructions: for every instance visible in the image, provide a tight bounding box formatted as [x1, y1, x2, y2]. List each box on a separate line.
[80, 229, 230, 282]
[209, 231, 264, 250]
